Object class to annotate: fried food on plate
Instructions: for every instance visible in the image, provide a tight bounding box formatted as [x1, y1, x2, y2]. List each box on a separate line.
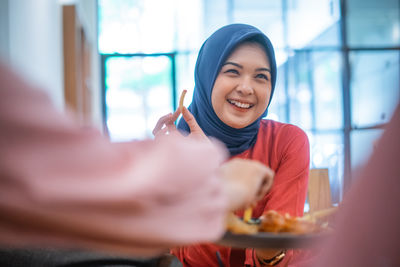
[259, 210, 319, 234]
[226, 208, 336, 235]
[226, 212, 258, 235]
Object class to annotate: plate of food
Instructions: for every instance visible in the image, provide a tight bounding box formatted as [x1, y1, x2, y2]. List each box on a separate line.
[216, 208, 336, 249]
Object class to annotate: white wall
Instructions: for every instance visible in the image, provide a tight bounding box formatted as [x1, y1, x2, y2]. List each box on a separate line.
[0, 0, 102, 129]
[8, 0, 64, 109]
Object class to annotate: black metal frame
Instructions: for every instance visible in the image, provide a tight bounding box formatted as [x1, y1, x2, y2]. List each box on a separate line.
[339, 0, 353, 192]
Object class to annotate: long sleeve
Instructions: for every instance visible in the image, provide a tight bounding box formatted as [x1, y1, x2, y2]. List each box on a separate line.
[0, 63, 229, 256]
[261, 124, 310, 217]
[243, 122, 310, 267]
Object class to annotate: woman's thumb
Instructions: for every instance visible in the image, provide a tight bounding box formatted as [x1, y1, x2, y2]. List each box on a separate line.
[182, 107, 201, 133]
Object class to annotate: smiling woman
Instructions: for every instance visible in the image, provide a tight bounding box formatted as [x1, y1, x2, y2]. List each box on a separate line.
[153, 24, 311, 267]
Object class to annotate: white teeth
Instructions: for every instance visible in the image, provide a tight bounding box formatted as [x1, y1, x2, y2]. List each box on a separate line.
[228, 100, 252, 109]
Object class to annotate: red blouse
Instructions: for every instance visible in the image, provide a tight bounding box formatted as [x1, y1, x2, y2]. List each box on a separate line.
[172, 119, 310, 267]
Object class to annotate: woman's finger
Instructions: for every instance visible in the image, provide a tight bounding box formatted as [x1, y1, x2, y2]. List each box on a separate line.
[165, 123, 179, 134]
[154, 126, 169, 139]
[154, 90, 187, 137]
[154, 123, 181, 140]
[182, 107, 202, 134]
[170, 108, 181, 122]
[152, 113, 172, 136]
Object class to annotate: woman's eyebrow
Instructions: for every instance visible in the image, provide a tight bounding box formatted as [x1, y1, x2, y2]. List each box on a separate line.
[222, 62, 271, 73]
[221, 61, 271, 73]
[256, 67, 271, 73]
[222, 62, 242, 68]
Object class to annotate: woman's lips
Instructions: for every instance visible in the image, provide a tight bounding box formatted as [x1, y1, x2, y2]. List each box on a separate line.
[227, 99, 254, 109]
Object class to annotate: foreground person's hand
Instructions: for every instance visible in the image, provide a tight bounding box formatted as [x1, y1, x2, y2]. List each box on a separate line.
[217, 158, 274, 211]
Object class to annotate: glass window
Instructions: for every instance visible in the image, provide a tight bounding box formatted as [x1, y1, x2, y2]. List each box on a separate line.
[351, 129, 384, 173]
[202, 0, 229, 38]
[104, 55, 174, 141]
[287, 0, 340, 48]
[307, 22, 341, 48]
[98, 0, 203, 53]
[173, 0, 204, 51]
[350, 51, 400, 128]
[288, 52, 313, 129]
[268, 53, 288, 123]
[312, 51, 343, 130]
[175, 53, 197, 106]
[346, 0, 400, 47]
[232, 0, 284, 49]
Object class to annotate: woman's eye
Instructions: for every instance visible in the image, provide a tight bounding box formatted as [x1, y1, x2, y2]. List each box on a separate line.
[256, 73, 269, 80]
[224, 69, 239, 75]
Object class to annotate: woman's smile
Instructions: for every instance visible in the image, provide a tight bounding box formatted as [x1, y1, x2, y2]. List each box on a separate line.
[227, 99, 254, 110]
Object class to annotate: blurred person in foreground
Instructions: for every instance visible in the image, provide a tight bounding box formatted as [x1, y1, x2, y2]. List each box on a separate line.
[310, 103, 400, 267]
[0, 60, 274, 263]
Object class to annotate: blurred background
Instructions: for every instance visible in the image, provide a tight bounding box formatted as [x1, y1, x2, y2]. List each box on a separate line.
[0, 0, 399, 206]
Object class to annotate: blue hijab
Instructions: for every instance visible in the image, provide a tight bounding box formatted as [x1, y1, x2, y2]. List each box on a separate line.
[177, 24, 277, 155]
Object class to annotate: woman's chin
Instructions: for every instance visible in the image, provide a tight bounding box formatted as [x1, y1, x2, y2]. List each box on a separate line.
[224, 118, 252, 129]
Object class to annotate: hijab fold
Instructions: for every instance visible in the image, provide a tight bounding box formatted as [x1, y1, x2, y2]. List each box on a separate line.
[178, 24, 277, 155]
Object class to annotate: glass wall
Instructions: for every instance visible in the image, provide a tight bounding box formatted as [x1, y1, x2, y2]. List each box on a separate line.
[346, 0, 400, 47]
[103, 55, 174, 140]
[98, 0, 400, 201]
[346, 0, 400, 184]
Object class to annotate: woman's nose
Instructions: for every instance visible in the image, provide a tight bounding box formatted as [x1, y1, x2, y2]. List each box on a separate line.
[236, 77, 254, 95]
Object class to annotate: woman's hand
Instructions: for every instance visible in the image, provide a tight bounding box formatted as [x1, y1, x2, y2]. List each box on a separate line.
[152, 107, 208, 142]
[217, 158, 274, 211]
[180, 107, 208, 141]
[153, 89, 209, 141]
[152, 109, 181, 139]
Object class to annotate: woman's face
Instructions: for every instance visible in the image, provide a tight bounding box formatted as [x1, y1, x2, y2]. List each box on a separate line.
[211, 42, 272, 129]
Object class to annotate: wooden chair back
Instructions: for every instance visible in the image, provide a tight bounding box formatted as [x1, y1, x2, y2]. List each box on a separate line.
[307, 168, 332, 213]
